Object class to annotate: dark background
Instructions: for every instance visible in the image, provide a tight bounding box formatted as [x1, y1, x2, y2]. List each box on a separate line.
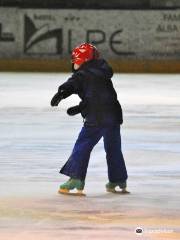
[0, 0, 180, 9]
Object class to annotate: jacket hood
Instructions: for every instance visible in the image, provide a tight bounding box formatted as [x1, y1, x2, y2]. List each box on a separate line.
[79, 59, 113, 79]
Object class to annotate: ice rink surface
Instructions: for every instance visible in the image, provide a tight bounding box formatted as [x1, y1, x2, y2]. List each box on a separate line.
[0, 73, 180, 240]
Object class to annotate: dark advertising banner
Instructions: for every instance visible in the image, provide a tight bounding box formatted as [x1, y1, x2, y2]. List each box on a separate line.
[0, 8, 180, 59]
[0, 8, 20, 57]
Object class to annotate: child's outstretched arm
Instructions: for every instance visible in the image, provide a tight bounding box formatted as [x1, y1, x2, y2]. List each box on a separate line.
[50, 72, 82, 107]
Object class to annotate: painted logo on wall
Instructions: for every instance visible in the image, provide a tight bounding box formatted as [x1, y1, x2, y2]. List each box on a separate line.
[19, 10, 180, 59]
[24, 15, 62, 55]
[23, 13, 135, 57]
[0, 23, 15, 42]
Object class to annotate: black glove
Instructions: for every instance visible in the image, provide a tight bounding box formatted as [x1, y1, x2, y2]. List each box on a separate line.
[50, 92, 63, 107]
[67, 105, 81, 116]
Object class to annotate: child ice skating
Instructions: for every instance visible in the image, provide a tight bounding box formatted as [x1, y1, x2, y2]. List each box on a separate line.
[51, 43, 128, 196]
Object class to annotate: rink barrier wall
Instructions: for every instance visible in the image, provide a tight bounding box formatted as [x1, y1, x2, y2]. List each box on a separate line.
[0, 59, 180, 73]
[0, 8, 180, 72]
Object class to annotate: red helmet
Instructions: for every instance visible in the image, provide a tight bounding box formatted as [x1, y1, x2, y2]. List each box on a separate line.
[71, 43, 99, 65]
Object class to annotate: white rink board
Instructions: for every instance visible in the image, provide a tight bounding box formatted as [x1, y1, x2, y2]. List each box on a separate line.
[0, 8, 180, 59]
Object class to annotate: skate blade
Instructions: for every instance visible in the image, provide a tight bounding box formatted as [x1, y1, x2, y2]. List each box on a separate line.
[58, 188, 86, 197]
[106, 189, 130, 194]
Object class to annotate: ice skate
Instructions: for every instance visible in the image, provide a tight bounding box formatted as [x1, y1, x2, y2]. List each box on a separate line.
[106, 181, 130, 194]
[58, 178, 86, 196]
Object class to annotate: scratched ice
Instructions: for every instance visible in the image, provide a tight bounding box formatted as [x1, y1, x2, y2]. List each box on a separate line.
[0, 73, 180, 201]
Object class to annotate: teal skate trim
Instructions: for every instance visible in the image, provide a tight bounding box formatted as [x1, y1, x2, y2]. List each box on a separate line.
[60, 178, 85, 191]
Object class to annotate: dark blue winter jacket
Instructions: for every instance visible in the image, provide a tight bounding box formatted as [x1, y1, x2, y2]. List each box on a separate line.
[58, 58, 123, 126]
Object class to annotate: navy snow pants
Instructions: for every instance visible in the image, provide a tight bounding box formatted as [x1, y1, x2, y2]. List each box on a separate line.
[60, 125, 128, 183]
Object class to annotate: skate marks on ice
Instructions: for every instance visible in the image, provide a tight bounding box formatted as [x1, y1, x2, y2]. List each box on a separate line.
[0, 196, 180, 240]
[0, 73, 180, 239]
